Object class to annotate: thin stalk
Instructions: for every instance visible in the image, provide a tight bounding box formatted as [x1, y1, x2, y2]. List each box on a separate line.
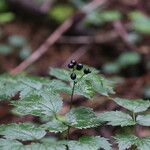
[67, 80, 76, 140]
[132, 112, 136, 122]
[70, 81, 76, 110]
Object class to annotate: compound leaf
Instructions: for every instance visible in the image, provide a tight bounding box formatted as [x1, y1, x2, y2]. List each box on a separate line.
[66, 107, 101, 129]
[0, 123, 46, 141]
[114, 98, 150, 113]
[98, 111, 135, 126]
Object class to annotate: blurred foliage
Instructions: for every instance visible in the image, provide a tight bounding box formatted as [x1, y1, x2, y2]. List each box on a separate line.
[0, 0, 15, 24]
[0, 35, 31, 60]
[102, 52, 141, 74]
[49, 4, 75, 23]
[129, 11, 150, 34]
[0, 0, 8, 12]
[0, 12, 15, 24]
[84, 10, 122, 26]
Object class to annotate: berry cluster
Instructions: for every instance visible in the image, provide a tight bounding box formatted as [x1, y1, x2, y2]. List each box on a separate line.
[68, 60, 91, 80]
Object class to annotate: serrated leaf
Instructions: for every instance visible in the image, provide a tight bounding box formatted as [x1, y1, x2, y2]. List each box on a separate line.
[49, 68, 114, 98]
[136, 114, 150, 126]
[0, 123, 46, 141]
[25, 142, 66, 150]
[50, 68, 70, 82]
[114, 134, 150, 150]
[67, 136, 111, 150]
[87, 74, 115, 96]
[114, 98, 150, 113]
[65, 107, 101, 129]
[12, 93, 63, 117]
[0, 139, 23, 150]
[114, 134, 138, 150]
[74, 79, 95, 98]
[41, 119, 68, 133]
[0, 138, 66, 150]
[136, 137, 150, 150]
[0, 74, 69, 100]
[48, 79, 71, 94]
[98, 111, 135, 126]
[0, 75, 24, 100]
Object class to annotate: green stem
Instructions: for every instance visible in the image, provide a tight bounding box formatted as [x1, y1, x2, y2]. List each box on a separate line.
[67, 80, 77, 140]
[132, 112, 136, 122]
[70, 81, 76, 110]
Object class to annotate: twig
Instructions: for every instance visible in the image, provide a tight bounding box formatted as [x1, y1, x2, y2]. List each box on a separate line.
[10, 0, 107, 75]
[58, 31, 118, 44]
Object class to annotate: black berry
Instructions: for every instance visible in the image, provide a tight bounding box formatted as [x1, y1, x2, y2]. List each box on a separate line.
[84, 68, 91, 74]
[68, 63, 74, 69]
[70, 73, 76, 80]
[71, 60, 77, 66]
[76, 63, 83, 70]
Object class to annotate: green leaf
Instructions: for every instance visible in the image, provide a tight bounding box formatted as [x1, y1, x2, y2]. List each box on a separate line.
[0, 74, 69, 100]
[74, 79, 95, 98]
[0, 138, 66, 150]
[25, 142, 66, 150]
[0, 12, 15, 24]
[117, 52, 141, 68]
[66, 107, 101, 129]
[48, 79, 71, 94]
[114, 134, 138, 150]
[50, 67, 70, 82]
[0, 123, 46, 141]
[0, 139, 23, 150]
[49, 67, 114, 98]
[87, 74, 115, 96]
[136, 114, 150, 126]
[114, 98, 150, 113]
[129, 11, 150, 34]
[12, 93, 63, 117]
[19, 46, 32, 60]
[8, 35, 27, 47]
[0, 44, 13, 55]
[100, 10, 122, 22]
[49, 4, 74, 23]
[41, 119, 68, 133]
[136, 137, 150, 150]
[114, 134, 150, 150]
[102, 62, 120, 74]
[98, 111, 135, 126]
[0, 75, 23, 99]
[67, 136, 111, 150]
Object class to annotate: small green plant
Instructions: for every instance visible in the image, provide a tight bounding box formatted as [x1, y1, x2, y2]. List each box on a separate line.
[0, 60, 149, 150]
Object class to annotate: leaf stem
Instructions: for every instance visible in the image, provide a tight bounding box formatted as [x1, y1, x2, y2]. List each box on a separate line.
[132, 112, 136, 122]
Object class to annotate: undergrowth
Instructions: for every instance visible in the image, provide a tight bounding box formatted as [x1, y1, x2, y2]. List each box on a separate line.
[0, 60, 149, 150]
